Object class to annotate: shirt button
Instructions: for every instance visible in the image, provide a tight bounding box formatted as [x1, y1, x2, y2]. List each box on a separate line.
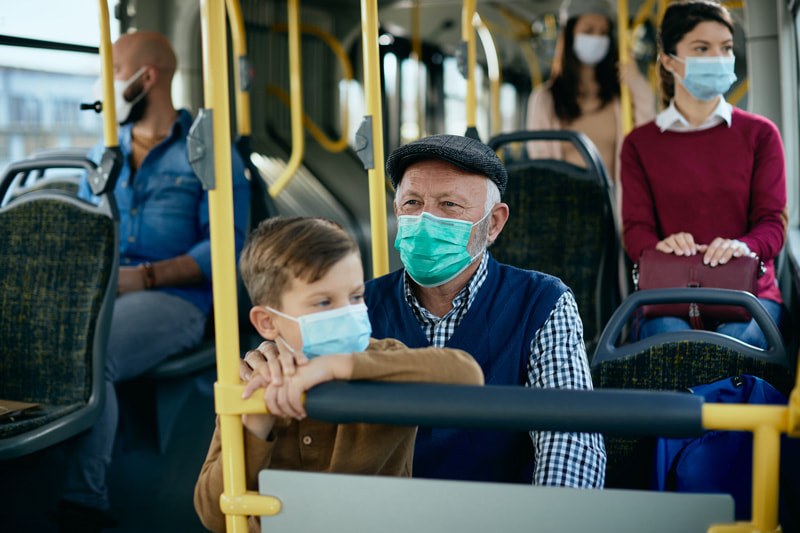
[302, 435, 312, 446]
[131, 209, 137, 215]
[121, 182, 128, 188]
[128, 236, 135, 243]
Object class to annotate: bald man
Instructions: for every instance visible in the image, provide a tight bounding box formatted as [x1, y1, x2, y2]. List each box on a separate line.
[62, 31, 250, 532]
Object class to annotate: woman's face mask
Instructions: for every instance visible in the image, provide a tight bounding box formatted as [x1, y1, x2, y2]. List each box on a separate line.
[573, 34, 610, 66]
[669, 55, 737, 101]
[394, 210, 489, 288]
[266, 303, 372, 358]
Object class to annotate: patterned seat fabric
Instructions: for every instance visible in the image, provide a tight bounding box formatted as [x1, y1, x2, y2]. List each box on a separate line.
[0, 197, 115, 440]
[592, 340, 795, 488]
[491, 162, 614, 353]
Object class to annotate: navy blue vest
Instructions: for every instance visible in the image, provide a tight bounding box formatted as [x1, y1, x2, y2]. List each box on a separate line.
[365, 254, 566, 483]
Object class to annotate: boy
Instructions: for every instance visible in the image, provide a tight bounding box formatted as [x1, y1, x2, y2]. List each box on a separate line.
[194, 217, 483, 532]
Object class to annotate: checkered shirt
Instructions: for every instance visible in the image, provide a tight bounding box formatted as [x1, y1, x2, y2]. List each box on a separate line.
[403, 251, 607, 488]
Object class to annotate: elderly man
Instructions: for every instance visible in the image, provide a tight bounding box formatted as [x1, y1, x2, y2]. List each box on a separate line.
[244, 134, 605, 488]
[57, 31, 250, 531]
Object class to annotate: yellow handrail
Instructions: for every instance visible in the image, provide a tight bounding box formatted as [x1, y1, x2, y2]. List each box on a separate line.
[361, 0, 389, 278]
[616, 0, 634, 134]
[225, 0, 251, 138]
[475, 14, 501, 136]
[703, 404, 786, 532]
[728, 78, 749, 107]
[462, 0, 477, 134]
[411, 0, 424, 140]
[96, 0, 117, 147]
[199, 1, 280, 532]
[631, 0, 658, 36]
[268, 0, 305, 198]
[267, 23, 353, 152]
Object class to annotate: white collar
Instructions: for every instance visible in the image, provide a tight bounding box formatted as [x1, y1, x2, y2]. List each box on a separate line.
[655, 97, 733, 132]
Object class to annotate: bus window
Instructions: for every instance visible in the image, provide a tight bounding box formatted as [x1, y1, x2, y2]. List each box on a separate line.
[442, 55, 489, 140]
[0, 0, 119, 171]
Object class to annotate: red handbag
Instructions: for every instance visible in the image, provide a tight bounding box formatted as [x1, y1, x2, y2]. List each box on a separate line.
[634, 249, 764, 329]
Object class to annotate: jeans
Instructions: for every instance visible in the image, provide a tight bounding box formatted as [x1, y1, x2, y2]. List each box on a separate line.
[634, 298, 785, 349]
[63, 290, 206, 510]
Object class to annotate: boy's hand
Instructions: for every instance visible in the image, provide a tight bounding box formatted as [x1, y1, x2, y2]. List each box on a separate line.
[241, 370, 276, 440]
[258, 353, 355, 420]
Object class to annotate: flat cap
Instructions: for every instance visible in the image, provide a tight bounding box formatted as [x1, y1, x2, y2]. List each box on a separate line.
[385, 134, 507, 196]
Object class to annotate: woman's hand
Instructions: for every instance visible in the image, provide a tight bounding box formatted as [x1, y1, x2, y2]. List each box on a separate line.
[655, 232, 701, 256]
[701, 237, 752, 267]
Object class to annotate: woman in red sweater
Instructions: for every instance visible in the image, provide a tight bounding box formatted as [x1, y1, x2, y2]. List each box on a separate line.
[620, 0, 787, 347]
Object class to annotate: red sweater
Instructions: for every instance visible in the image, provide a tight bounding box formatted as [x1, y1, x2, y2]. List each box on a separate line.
[621, 107, 786, 303]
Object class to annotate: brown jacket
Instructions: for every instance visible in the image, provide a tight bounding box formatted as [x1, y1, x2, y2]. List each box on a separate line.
[194, 338, 483, 532]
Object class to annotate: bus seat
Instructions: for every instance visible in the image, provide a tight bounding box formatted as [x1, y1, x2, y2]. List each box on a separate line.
[256, 470, 733, 532]
[590, 288, 793, 489]
[0, 187, 118, 460]
[487, 131, 619, 354]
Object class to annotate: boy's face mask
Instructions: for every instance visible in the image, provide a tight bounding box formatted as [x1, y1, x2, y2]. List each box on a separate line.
[267, 303, 371, 358]
[670, 55, 737, 101]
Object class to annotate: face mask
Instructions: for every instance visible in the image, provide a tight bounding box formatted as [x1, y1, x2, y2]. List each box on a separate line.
[395, 211, 489, 288]
[267, 303, 371, 358]
[670, 55, 737, 101]
[92, 67, 149, 124]
[573, 34, 610, 66]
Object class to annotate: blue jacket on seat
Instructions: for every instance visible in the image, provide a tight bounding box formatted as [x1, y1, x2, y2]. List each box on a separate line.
[365, 254, 566, 482]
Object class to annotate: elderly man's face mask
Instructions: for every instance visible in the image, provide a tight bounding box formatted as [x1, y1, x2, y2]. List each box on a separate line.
[395, 211, 490, 287]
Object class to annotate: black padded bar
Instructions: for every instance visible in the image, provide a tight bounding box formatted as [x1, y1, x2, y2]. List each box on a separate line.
[305, 382, 704, 437]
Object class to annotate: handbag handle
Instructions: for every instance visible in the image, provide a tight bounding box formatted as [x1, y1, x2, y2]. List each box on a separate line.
[591, 288, 788, 368]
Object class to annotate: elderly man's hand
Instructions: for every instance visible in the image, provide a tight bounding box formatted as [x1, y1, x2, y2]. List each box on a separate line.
[241, 341, 276, 381]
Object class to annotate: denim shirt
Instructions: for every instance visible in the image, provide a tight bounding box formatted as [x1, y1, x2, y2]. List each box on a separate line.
[79, 109, 251, 315]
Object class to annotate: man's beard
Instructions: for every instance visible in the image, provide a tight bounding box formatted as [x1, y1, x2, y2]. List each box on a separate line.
[122, 95, 148, 125]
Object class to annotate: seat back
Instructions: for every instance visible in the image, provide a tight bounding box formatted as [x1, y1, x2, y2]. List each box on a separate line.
[591, 288, 793, 488]
[0, 156, 118, 459]
[487, 131, 619, 352]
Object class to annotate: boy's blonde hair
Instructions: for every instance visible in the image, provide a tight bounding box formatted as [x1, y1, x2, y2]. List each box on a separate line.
[239, 216, 360, 307]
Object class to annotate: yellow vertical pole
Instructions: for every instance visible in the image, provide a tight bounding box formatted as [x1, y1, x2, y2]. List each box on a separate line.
[462, 0, 477, 132]
[268, 0, 305, 198]
[199, 0, 247, 532]
[411, 0, 424, 139]
[226, 0, 251, 137]
[751, 425, 781, 532]
[360, 0, 389, 278]
[97, 0, 118, 146]
[616, 0, 633, 134]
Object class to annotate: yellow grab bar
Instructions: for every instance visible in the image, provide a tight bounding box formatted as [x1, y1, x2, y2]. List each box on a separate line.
[703, 404, 787, 533]
[728, 78, 749, 107]
[631, 0, 658, 36]
[475, 14, 501, 136]
[616, 0, 633, 134]
[411, 0, 424, 139]
[462, 0, 477, 134]
[268, 0, 305, 198]
[97, 0, 117, 147]
[199, 1, 281, 532]
[225, 0, 251, 138]
[361, 0, 390, 278]
[267, 23, 353, 152]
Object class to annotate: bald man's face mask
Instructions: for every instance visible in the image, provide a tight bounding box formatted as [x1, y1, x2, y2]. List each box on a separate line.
[93, 67, 150, 125]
